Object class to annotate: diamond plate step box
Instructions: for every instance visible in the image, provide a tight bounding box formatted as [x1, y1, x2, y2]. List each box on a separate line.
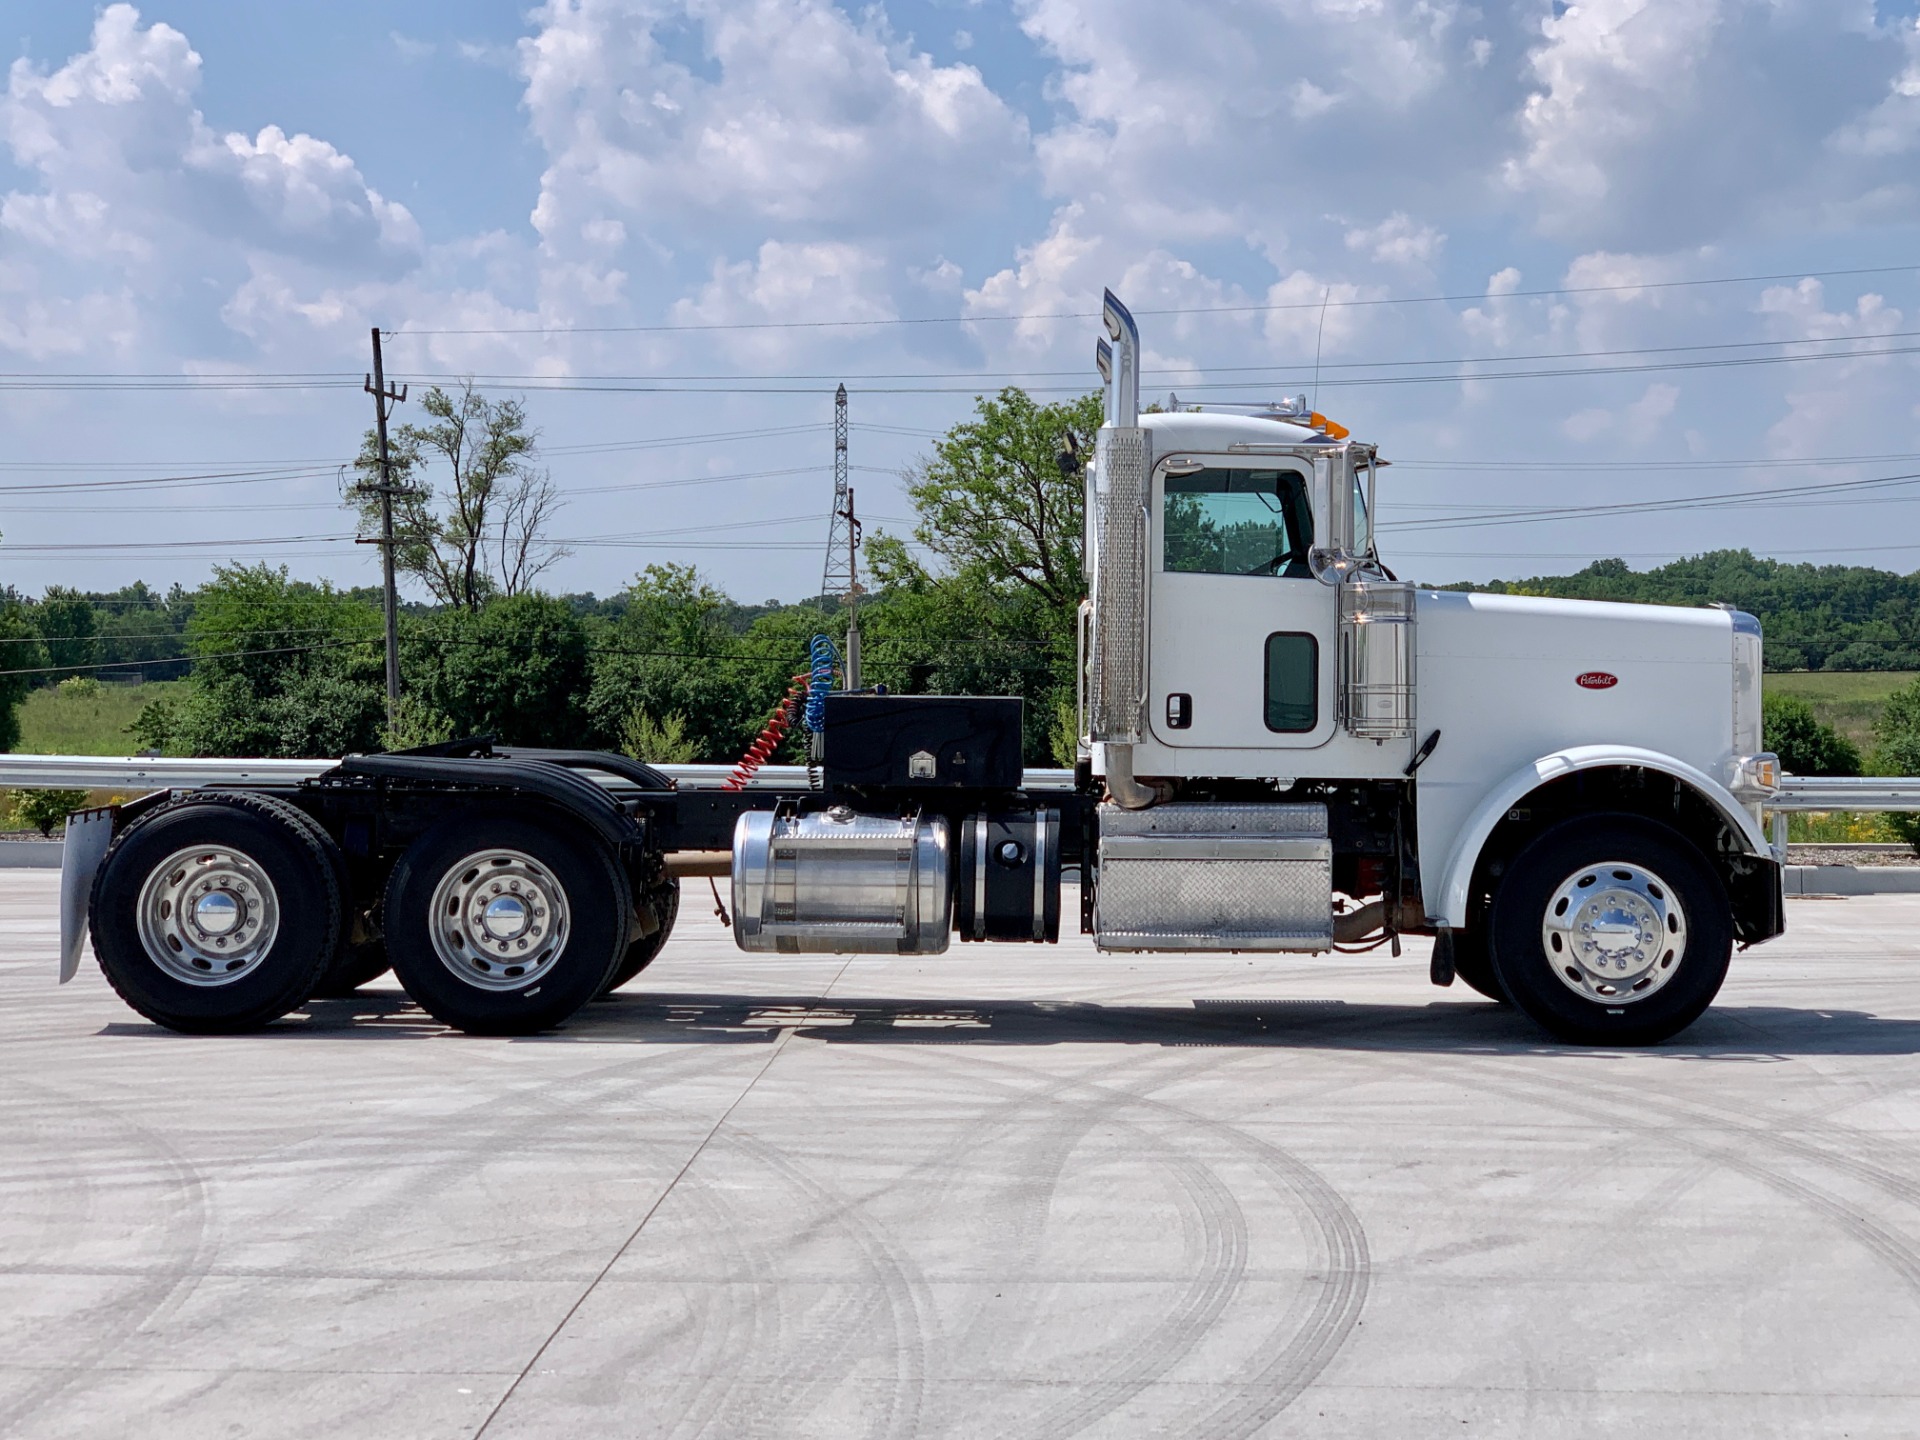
[1093, 801, 1333, 952]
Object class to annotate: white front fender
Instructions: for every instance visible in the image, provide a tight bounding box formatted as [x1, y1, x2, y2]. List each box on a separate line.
[1427, 745, 1767, 929]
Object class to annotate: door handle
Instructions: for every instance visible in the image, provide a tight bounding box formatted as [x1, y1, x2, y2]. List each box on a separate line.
[1165, 693, 1192, 729]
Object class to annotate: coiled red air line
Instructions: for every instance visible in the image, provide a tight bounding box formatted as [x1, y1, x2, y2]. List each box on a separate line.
[722, 674, 809, 791]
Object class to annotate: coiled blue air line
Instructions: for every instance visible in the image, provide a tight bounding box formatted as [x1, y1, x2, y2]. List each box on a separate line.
[804, 633, 837, 733]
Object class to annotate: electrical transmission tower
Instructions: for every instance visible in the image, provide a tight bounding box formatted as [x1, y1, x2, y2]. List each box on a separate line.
[819, 383, 862, 687]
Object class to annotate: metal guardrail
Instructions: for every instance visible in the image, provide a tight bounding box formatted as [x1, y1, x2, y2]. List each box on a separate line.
[0, 754, 1077, 794]
[1768, 776, 1920, 811]
[0, 753, 1901, 817]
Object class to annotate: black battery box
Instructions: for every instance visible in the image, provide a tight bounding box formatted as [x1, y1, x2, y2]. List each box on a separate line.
[822, 694, 1024, 790]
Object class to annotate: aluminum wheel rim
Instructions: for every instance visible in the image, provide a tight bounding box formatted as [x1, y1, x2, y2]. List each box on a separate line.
[427, 848, 570, 992]
[136, 844, 282, 987]
[1540, 859, 1687, 1005]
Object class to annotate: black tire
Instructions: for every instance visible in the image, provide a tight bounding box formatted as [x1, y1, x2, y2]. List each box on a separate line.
[600, 880, 680, 996]
[1489, 813, 1732, 1046]
[263, 802, 394, 998]
[1450, 925, 1509, 1005]
[384, 812, 630, 1035]
[89, 792, 344, 1034]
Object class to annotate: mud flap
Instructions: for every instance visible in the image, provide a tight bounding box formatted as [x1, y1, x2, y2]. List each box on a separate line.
[59, 809, 115, 984]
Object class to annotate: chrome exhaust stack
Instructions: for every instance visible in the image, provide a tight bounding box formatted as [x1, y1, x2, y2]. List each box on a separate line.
[1088, 290, 1155, 809]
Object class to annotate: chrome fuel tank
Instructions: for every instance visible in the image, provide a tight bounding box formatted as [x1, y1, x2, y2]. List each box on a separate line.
[731, 808, 952, 954]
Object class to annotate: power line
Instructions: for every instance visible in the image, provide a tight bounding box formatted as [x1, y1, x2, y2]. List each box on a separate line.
[0, 535, 355, 554]
[1379, 468, 1920, 535]
[378, 263, 1920, 336]
[365, 327, 1920, 386]
[6, 333, 1917, 400]
[0, 465, 342, 496]
[1390, 452, 1920, 473]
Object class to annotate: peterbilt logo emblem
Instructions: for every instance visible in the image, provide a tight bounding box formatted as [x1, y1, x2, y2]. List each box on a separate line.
[1576, 671, 1619, 689]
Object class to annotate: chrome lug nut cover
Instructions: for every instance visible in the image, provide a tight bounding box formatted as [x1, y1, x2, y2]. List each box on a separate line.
[1540, 860, 1687, 1005]
[137, 845, 282, 987]
[428, 848, 570, 991]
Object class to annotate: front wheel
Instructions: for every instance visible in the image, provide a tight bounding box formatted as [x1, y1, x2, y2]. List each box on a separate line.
[385, 814, 631, 1035]
[1489, 814, 1731, 1046]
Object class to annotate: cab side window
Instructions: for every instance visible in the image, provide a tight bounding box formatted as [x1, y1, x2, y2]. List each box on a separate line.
[1162, 468, 1314, 577]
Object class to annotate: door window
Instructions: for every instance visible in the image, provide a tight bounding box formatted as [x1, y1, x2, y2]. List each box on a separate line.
[1264, 633, 1318, 733]
[1163, 468, 1314, 577]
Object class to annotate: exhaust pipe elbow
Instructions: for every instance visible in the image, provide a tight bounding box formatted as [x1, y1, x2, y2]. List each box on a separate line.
[1104, 743, 1160, 810]
[1333, 900, 1388, 944]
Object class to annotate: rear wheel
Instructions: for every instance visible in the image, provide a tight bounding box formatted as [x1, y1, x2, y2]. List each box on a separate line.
[90, 793, 343, 1033]
[385, 813, 629, 1035]
[265, 804, 393, 998]
[1489, 814, 1731, 1046]
[600, 879, 679, 996]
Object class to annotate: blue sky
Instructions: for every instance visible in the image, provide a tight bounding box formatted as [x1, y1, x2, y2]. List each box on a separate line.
[4, 1, 1920, 602]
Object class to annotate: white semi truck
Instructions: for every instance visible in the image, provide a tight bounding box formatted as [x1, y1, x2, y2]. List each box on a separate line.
[60, 290, 1784, 1045]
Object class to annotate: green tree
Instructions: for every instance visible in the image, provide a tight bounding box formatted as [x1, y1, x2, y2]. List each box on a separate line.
[1450, 550, 1920, 672]
[0, 604, 47, 751]
[404, 592, 591, 746]
[861, 388, 1102, 762]
[1872, 677, 1920, 850]
[619, 708, 696, 764]
[134, 565, 385, 758]
[92, 582, 191, 681]
[350, 383, 567, 611]
[900, 387, 1102, 615]
[1763, 693, 1861, 776]
[585, 565, 795, 761]
[33, 586, 99, 681]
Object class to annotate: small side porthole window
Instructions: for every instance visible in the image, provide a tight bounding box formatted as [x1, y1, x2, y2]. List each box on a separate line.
[1264, 633, 1318, 733]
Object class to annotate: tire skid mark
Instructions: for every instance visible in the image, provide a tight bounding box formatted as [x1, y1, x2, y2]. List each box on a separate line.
[876, 1045, 1370, 1437]
[824, 1046, 1192, 1435]
[667, 1049, 1160, 1436]
[221, 1042, 747, 1282]
[0, 1079, 216, 1436]
[630, 1170, 784, 1440]
[715, 1127, 935, 1440]
[1016, 1120, 1250, 1439]
[1468, 1060, 1920, 1298]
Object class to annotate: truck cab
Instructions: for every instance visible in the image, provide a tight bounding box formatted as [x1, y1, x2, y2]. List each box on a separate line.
[1081, 290, 1783, 1042]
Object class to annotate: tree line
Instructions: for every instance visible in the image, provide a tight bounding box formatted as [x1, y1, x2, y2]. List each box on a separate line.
[8, 385, 1920, 772]
[1455, 551, 1920, 671]
[0, 387, 1098, 766]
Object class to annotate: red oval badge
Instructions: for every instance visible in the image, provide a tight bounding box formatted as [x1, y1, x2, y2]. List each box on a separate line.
[1576, 671, 1619, 689]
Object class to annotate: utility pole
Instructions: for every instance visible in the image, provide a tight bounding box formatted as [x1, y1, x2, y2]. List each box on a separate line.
[820, 383, 862, 688]
[840, 484, 862, 690]
[361, 327, 407, 727]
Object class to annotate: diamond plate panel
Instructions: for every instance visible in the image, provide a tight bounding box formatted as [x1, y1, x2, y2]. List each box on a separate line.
[1093, 802, 1334, 952]
[1090, 426, 1148, 743]
[1099, 801, 1327, 838]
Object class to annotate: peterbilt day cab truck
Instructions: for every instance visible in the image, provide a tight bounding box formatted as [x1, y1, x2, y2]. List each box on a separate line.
[59, 291, 1784, 1046]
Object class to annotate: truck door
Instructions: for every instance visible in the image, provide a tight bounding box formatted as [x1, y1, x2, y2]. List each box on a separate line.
[1147, 459, 1336, 750]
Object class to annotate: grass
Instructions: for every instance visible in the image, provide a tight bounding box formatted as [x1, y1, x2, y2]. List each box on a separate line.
[0, 681, 179, 833]
[1765, 670, 1915, 751]
[14, 680, 180, 756]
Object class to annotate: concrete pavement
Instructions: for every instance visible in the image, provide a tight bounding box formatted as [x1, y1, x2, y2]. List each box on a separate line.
[3, 871, 1919, 1437]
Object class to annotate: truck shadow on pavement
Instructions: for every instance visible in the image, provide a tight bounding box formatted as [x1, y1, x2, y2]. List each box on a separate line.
[100, 987, 1920, 1057]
